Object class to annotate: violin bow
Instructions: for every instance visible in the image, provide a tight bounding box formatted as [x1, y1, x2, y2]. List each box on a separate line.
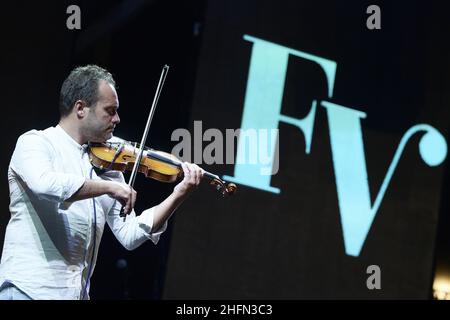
[120, 65, 170, 220]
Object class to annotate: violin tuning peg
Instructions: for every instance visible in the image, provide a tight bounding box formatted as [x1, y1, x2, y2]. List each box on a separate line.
[226, 183, 237, 196]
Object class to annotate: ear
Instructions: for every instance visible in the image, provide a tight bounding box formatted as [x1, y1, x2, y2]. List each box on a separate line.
[75, 100, 87, 118]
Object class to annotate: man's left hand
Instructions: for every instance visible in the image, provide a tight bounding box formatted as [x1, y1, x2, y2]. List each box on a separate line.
[173, 162, 204, 196]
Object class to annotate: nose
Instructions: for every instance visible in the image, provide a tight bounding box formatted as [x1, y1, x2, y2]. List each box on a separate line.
[112, 112, 120, 125]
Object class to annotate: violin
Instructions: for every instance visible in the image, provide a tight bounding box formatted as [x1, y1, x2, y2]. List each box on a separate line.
[105, 65, 236, 220]
[88, 140, 237, 196]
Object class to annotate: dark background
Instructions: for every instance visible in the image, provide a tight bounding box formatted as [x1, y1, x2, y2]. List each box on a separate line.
[163, 0, 450, 299]
[0, 0, 449, 299]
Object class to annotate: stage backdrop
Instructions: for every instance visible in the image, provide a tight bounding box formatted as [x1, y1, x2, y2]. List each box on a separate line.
[163, 0, 450, 299]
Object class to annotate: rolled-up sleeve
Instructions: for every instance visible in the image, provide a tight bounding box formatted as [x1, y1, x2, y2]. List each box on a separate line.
[136, 207, 168, 242]
[106, 203, 168, 250]
[9, 131, 85, 203]
[102, 171, 167, 250]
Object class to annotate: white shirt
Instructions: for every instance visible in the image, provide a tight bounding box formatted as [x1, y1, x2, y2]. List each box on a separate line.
[0, 125, 166, 300]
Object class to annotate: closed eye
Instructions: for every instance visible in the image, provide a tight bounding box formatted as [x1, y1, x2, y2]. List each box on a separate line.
[105, 106, 118, 116]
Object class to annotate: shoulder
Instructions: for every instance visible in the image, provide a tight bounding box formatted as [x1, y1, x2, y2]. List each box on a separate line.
[16, 127, 56, 149]
[10, 127, 56, 169]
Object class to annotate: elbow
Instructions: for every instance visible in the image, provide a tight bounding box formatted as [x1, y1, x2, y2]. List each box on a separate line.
[122, 242, 137, 251]
[121, 240, 142, 251]
[26, 173, 67, 203]
[120, 232, 160, 250]
[29, 183, 62, 203]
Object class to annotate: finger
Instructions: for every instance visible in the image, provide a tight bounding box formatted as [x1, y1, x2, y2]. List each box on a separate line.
[183, 162, 192, 181]
[188, 163, 200, 186]
[123, 194, 130, 215]
[196, 165, 204, 181]
[130, 189, 137, 213]
[181, 162, 186, 178]
[185, 163, 195, 183]
[123, 203, 129, 216]
[192, 164, 203, 185]
[125, 187, 133, 215]
[192, 164, 201, 185]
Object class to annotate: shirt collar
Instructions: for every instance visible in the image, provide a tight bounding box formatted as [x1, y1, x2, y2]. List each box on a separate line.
[55, 125, 87, 151]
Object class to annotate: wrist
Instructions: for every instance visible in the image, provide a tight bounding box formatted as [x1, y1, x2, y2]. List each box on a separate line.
[172, 185, 191, 200]
[103, 180, 116, 195]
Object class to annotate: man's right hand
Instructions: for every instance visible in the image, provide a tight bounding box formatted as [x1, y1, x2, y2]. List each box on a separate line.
[107, 181, 137, 215]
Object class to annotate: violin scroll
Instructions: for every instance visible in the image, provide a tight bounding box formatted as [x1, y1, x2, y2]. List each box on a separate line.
[210, 179, 237, 197]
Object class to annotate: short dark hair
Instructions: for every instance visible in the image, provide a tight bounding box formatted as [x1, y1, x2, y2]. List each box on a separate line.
[59, 65, 116, 117]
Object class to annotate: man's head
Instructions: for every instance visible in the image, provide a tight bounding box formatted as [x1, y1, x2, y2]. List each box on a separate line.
[59, 65, 120, 142]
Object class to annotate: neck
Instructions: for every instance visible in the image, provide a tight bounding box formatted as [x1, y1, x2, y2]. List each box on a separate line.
[58, 117, 87, 145]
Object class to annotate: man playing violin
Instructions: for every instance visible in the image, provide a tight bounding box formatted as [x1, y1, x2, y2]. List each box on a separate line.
[0, 65, 204, 300]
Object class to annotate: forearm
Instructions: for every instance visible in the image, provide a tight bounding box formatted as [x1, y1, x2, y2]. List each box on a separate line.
[151, 162, 203, 231]
[152, 190, 190, 231]
[67, 179, 113, 201]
